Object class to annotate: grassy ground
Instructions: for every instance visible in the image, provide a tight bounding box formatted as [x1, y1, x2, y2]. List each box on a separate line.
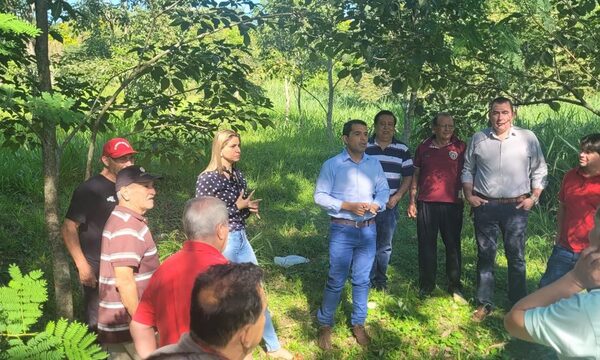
[1, 82, 598, 358]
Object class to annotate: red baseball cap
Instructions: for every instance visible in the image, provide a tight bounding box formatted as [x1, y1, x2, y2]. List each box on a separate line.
[102, 138, 137, 158]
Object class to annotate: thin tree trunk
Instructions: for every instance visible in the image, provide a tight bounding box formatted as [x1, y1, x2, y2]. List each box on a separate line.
[284, 76, 290, 122]
[403, 90, 417, 144]
[326, 56, 334, 140]
[35, 0, 73, 319]
[84, 119, 101, 180]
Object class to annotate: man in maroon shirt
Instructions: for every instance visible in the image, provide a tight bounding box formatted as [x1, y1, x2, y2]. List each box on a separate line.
[538, 133, 600, 288]
[408, 113, 467, 301]
[130, 196, 230, 358]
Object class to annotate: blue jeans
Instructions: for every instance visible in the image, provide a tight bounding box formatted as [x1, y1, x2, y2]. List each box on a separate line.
[370, 206, 398, 287]
[317, 222, 376, 326]
[539, 245, 580, 288]
[473, 202, 529, 307]
[223, 230, 281, 352]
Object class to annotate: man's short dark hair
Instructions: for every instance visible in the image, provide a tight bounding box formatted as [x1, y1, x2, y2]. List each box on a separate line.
[342, 119, 368, 136]
[581, 133, 600, 155]
[189, 263, 264, 348]
[489, 96, 515, 112]
[373, 110, 397, 126]
[431, 112, 453, 126]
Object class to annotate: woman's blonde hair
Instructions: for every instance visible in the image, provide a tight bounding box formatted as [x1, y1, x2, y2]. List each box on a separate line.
[202, 129, 241, 174]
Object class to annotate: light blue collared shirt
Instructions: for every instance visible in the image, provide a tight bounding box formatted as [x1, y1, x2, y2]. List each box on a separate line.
[314, 149, 390, 221]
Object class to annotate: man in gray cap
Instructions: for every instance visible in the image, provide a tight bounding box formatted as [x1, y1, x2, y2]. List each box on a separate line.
[97, 165, 161, 359]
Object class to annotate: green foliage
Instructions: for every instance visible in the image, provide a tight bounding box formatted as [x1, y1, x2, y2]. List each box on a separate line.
[0, 265, 107, 359]
[0, 13, 39, 69]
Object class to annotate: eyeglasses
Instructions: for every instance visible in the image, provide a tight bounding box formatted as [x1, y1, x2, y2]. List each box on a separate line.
[436, 124, 455, 129]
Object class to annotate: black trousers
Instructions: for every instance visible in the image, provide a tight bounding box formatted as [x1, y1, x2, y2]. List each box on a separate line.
[417, 201, 464, 292]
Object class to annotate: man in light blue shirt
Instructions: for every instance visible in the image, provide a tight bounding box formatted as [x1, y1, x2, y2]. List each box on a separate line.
[314, 119, 390, 350]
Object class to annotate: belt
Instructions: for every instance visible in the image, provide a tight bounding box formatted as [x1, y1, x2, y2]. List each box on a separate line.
[330, 217, 375, 228]
[475, 192, 528, 204]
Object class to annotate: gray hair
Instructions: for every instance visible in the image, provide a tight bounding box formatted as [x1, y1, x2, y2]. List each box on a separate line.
[183, 196, 229, 239]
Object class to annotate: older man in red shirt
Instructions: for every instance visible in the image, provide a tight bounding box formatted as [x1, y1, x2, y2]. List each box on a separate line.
[130, 196, 229, 358]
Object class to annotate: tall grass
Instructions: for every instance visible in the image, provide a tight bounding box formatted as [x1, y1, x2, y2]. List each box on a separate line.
[0, 81, 598, 358]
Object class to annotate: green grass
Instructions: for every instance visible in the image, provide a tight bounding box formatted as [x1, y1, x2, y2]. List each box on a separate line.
[1, 81, 598, 358]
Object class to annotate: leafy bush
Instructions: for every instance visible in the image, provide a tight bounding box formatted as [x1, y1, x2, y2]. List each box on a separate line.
[0, 264, 107, 359]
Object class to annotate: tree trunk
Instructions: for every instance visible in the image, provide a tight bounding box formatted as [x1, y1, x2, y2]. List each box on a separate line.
[403, 89, 417, 144]
[35, 0, 73, 319]
[84, 119, 101, 180]
[326, 56, 334, 140]
[284, 76, 290, 122]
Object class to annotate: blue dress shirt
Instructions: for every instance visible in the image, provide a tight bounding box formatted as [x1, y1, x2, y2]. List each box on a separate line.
[314, 149, 390, 221]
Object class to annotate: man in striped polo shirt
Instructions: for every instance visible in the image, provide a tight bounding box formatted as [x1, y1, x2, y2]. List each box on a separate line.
[365, 110, 414, 291]
[98, 165, 161, 359]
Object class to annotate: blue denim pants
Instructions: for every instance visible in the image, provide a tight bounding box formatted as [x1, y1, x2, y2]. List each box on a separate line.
[538, 245, 580, 288]
[223, 229, 281, 352]
[473, 202, 529, 307]
[317, 222, 376, 327]
[370, 205, 398, 287]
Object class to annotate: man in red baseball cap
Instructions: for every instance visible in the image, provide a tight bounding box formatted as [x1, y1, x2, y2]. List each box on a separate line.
[62, 137, 137, 332]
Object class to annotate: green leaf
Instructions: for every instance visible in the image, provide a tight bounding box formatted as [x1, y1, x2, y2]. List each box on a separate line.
[243, 33, 251, 47]
[172, 78, 184, 93]
[351, 69, 362, 83]
[338, 69, 350, 79]
[160, 78, 170, 91]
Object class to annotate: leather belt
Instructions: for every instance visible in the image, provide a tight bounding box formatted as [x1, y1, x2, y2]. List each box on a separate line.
[475, 192, 528, 204]
[330, 217, 375, 228]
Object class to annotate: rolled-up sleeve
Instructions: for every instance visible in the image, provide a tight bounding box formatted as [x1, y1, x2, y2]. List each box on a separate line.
[529, 136, 548, 189]
[314, 160, 343, 213]
[461, 136, 476, 184]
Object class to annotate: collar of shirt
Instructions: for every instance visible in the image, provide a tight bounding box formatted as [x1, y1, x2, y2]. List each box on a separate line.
[341, 148, 370, 164]
[182, 240, 222, 254]
[486, 126, 518, 140]
[426, 135, 460, 149]
[114, 205, 146, 223]
[368, 135, 399, 147]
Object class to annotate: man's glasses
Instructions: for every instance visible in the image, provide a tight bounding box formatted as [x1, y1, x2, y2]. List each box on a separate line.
[436, 124, 455, 129]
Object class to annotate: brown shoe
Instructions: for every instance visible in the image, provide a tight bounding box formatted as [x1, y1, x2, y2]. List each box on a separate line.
[472, 304, 493, 322]
[317, 325, 332, 351]
[352, 324, 370, 347]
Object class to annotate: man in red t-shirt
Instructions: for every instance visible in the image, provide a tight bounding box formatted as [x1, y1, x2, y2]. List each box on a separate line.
[130, 196, 229, 358]
[538, 133, 600, 288]
[408, 113, 466, 301]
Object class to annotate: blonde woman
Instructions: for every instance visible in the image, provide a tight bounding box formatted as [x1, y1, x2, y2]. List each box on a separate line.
[195, 130, 292, 360]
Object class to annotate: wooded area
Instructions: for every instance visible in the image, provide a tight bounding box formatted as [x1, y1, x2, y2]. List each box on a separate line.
[1, 0, 599, 358]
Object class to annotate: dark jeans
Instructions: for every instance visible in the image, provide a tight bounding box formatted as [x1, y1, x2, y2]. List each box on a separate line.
[539, 245, 580, 288]
[370, 205, 398, 287]
[417, 201, 464, 293]
[474, 202, 529, 307]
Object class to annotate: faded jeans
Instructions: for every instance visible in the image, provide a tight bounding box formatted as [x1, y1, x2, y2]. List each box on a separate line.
[317, 222, 376, 326]
[223, 229, 281, 352]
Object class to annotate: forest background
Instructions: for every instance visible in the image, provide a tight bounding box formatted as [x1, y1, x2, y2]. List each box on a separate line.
[1, 0, 600, 358]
